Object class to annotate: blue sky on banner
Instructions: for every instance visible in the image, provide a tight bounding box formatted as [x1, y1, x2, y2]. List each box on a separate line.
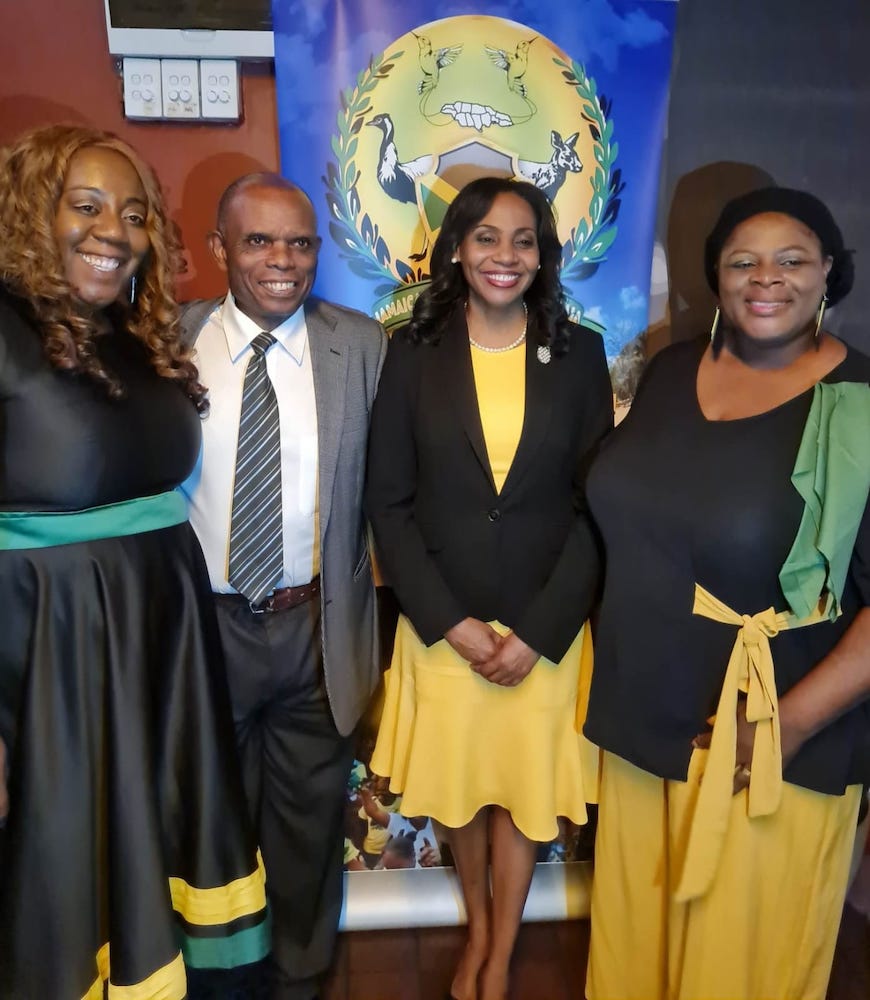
[273, 0, 676, 359]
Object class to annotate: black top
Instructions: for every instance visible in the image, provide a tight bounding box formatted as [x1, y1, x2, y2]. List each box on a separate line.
[585, 336, 870, 794]
[0, 287, 201, 511]
[365, 316, 613, 663]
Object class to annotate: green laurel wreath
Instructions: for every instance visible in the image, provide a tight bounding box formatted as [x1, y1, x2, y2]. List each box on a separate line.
[322, 49, 427, 299]
[554, 57, 624, 282]
[323, 51, 622, 296]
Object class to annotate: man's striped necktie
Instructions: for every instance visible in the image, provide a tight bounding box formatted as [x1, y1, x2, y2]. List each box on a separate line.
[228, 331, 283, 605]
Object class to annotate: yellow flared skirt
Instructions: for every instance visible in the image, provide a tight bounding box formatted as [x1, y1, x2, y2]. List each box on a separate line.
[587, 749, 862, 1000]
[370, 615, 598, 842]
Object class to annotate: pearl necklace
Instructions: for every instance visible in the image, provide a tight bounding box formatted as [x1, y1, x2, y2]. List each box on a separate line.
[467, 302, 527, 353]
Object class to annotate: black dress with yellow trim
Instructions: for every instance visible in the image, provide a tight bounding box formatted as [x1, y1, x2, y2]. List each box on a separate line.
[584, 336, 870, 1000]
[372, 339, 598, 842]
[0, 289, 268, 1000]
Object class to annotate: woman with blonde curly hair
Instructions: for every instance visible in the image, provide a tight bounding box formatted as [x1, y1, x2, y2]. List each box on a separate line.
[0, 125, 269, 1000]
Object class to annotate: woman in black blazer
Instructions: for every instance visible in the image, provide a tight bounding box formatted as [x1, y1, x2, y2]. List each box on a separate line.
[366, 177, 612, 1000]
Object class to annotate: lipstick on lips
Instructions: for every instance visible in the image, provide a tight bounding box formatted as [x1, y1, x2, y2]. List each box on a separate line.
[745, 298, 789, 316]
[482, 271, 520, 287]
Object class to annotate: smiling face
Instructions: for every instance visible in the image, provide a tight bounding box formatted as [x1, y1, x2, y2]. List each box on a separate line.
[208, 183, 321, 331]
[716, 212, 831, 347]
[54, 146, 150, 310]
[454, 191, 540, 313]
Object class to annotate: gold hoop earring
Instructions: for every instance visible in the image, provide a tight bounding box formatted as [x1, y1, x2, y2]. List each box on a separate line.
[814, 294, 828, 339]
[709, 306, 720, 344]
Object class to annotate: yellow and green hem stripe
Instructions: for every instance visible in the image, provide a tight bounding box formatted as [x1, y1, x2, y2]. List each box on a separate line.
[80, 854, 269, 998]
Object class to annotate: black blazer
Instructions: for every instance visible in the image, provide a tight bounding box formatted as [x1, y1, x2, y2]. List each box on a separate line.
[365, 314, 613, 663]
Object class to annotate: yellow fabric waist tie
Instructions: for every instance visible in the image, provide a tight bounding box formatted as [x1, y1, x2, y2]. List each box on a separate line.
[674, 583, 829, 903]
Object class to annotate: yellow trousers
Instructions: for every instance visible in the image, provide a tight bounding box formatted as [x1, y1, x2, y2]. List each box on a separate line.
[587, 750, 861, 1000]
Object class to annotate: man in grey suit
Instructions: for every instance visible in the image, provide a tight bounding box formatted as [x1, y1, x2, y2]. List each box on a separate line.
[179, 173, 386, 1000]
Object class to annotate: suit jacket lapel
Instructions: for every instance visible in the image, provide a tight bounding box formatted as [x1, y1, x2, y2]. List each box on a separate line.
[500, 337, 553, 498]
[437, 315, 496, 494]
[307, 300, 348, 539]
[179, 297, 223, 349]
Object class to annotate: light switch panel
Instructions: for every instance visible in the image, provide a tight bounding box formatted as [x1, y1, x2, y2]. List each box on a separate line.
[122, 57, 162, 119]
[200, 60, 241, 121]
[160, 59, 200, 118]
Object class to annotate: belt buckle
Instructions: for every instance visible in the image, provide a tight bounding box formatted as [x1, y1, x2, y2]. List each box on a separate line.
[248, 596, 273, 615]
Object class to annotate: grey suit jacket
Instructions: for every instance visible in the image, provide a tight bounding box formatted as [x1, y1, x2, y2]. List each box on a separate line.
[179, 295, 388, 736]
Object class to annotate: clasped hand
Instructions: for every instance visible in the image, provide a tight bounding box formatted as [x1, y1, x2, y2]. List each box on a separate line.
[444, 618, 540, 686]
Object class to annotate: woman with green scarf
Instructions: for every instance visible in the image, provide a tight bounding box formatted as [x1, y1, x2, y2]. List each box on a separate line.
[585, 186, 870, 1000]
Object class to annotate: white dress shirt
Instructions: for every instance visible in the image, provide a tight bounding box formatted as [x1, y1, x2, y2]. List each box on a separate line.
[181, 294, 319, 594]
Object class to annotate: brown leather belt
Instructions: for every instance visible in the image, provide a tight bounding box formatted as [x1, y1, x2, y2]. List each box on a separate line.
[250, 576, 320, 614]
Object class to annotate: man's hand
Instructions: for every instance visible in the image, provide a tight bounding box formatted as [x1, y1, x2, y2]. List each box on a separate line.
[418, 837, 441, 867]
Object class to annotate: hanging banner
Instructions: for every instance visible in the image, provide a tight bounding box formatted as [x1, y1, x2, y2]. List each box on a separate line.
[272, 0, 677, 924]
[274, 0, 676, 367]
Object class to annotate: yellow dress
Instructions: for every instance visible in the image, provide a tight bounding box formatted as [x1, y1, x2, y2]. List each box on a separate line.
[371, 341, 597, 841]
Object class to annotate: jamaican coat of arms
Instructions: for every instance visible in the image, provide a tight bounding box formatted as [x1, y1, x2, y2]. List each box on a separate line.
[323, 15, 623, 331]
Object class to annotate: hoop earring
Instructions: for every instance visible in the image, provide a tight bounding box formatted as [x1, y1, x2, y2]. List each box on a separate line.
[129, 274, 137, 305]
[709, 306, 720, 344]
[814, 294, 828, 339]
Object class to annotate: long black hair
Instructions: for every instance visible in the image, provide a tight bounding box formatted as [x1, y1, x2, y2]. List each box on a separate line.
[407, 176, 572, 356]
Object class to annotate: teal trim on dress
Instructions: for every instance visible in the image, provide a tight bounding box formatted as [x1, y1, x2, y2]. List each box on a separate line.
[179, 913, 271, 969]
[780, 382, 870, 619]
[0, 490, 188, 550]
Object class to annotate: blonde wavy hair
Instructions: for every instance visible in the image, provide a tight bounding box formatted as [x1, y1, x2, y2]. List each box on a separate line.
[0, 124, 206, 411]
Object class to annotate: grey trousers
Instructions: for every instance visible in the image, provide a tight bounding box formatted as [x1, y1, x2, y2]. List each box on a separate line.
[213, 594, 354, 999]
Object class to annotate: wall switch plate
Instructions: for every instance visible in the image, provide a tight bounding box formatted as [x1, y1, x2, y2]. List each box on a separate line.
[122, 57, 162, 119]
[200, 59, 241, 120]
[160, 58, 200, 118]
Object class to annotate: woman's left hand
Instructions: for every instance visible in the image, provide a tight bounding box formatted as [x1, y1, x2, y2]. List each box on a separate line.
[473, 633, 540, 687]
[692, 698, 757, 794]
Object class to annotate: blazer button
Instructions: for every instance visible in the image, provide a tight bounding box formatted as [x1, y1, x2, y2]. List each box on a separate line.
[487, 508, 501, 522]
